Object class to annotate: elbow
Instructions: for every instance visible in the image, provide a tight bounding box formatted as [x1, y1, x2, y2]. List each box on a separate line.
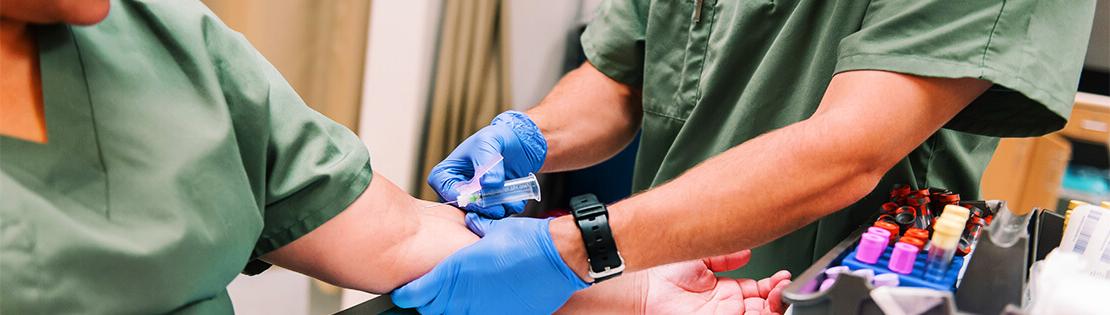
[798, 105, 925, 218]
[820, 142, 900, 217]
[840, 166, 887, 209]
[807, 164, 885, 221]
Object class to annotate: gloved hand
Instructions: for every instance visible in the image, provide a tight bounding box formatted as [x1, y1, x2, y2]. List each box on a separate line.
[428, 111, 547, 218]
[392, 213, 589, 314]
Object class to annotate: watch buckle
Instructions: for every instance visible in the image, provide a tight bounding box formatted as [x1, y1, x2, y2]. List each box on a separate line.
[587, 254, 626, 280]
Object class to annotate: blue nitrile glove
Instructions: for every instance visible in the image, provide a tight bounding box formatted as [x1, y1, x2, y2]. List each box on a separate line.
[392, 213, 589, 314]
[428, 111, 547, 218]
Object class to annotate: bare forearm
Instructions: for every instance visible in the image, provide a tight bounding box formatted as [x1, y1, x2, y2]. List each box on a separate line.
[552, 71, 992, 277]
[262, 173, 666, 313]
[551, 117, 880, 273]
[262, 173, 478, 293]
[528, 62, 642, 172]
[558, 272, 647, 314]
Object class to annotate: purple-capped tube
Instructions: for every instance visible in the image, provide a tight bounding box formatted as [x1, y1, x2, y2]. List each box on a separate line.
[867, 227, 892, 242]
[888, 242, 919, 274]
[855, 232, 888, 264]
[873, 273, 900, 287]
[819, 278, 836, 292]
[851, 268, 875, 280]
[824, 266, 849, 279]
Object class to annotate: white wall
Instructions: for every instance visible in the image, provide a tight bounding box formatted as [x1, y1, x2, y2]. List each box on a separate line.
[507, 0, 601, 108]
[1087, 0, 1109, 71]
[358, 0, 444, 195]
[357, 0, 602, 192]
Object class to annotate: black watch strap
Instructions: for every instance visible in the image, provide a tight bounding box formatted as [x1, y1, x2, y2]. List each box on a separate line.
[570, 194, 624, 283]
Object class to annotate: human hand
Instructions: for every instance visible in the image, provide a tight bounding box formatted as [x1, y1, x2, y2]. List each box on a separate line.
[391, 213, 588, 314]
[644, 250, 791, 315]
[427, 111, 547, 218]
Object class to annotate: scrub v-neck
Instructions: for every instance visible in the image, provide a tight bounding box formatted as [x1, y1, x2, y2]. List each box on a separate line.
[1, 24, 109, 216]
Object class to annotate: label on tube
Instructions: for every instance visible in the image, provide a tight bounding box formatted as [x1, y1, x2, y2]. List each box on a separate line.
[1059, 205, 1110, 278]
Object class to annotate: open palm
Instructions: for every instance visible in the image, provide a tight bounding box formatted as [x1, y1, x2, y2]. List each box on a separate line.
[644, 250, 791, 315]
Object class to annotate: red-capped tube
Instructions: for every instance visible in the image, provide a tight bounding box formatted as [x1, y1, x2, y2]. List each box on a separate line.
[873, 220, 901, 242]
[894, 206, 918, 227]
[904, 228, 930, 241]
[898, 236, 926, 251]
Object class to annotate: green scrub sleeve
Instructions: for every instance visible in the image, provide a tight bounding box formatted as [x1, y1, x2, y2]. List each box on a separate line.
[580, 0, 649, 86]
[201, 14, 373, 273]
[835, 0, 1097, 137]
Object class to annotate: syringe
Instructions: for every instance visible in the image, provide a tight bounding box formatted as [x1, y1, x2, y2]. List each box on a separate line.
[425, 172, 542, 209]
[455, 173, 541, 208]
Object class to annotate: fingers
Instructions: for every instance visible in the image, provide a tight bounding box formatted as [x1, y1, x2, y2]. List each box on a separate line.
[757, 270, 792, 298]
[391, 264, 449, 312]
[427, 166, 465, 202]
[476, 154, 506, 190]
[465, 212, 498, 237]
[743, 295, 766, 315]
[472, 152, 517, 218]
[473, 200, 524, 219]
[474, 205, 508, 219]
[737, 278, 761, 299]
[703, 250, 752, 272]
[741, 279, 790, 315]
[766, 279, 791, 314]
[503, 200, 526, 216]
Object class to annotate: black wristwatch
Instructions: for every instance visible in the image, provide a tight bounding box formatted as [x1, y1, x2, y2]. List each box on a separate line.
[569, 194, 625, 283]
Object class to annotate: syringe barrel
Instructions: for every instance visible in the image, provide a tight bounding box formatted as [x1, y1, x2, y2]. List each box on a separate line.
[474, 173, 542, 208]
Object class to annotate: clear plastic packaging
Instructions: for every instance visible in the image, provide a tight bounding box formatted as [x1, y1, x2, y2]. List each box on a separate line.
[986, 200, 1031, 248]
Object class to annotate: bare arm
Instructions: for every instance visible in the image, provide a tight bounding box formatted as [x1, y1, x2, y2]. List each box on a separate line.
[549, 70, 993, 277]
[251, 171, 652, 312]
[261, 173, 478, 293]
[528, 62, 642, 172]
[260, 171, 753, 313]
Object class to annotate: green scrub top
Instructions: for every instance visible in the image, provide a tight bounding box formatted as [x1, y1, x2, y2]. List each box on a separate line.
[0, 1, 372, 313]
[582, 0, 1096, 278]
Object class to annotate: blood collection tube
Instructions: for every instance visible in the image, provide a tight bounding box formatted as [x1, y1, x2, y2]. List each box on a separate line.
[941, 205, 970, 223]
[824, 266, 849, 279]
[888, 242, 919, 274]
[855, 232, 888, 264]
[898, 235, 925, 250]
[819, 278, 836, 292]
[894, 206, 918, 226]
[956, 216, 987, 256]
[914, 206, 933, 230]
[881, 202, 900, 214]
[891, 185, 912, 202]
[904, 228, 930, 242]
[873, 273, 900, 287]
[867, 227, 892, 241]
[876, 214, 899, 225]
[873, 220, 901, 242]
[924, 218, 962, 281]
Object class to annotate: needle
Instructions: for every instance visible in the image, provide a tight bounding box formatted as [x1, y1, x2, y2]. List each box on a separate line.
[423, 200, 458, 208]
